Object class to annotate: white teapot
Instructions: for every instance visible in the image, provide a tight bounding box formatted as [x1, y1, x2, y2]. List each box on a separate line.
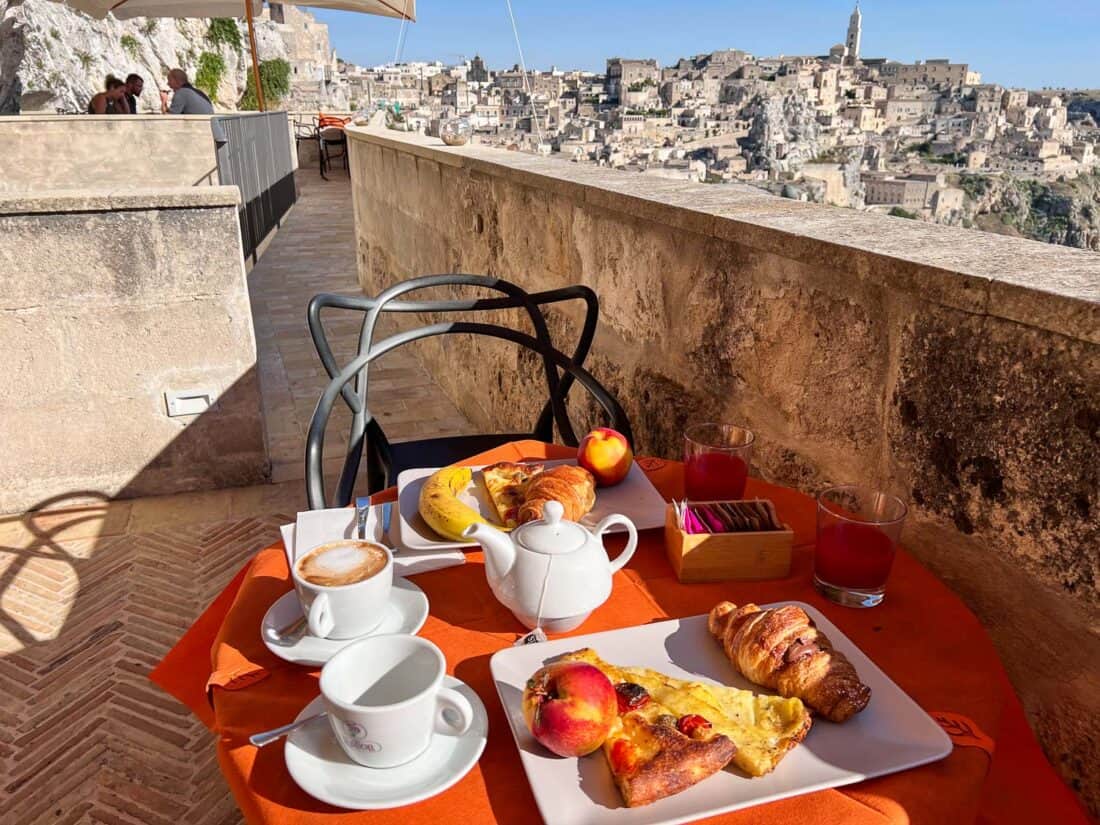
[463, 501, 638, 633]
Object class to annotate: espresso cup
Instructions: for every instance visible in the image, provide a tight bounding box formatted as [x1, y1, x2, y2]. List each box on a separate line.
[291, 540, 393, 640]
[320, 634, 474, 768]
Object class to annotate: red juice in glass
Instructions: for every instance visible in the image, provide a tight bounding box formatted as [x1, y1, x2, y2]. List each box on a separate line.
[683, 423, 754, 501]
[684, 452, 749, 501]
[815, 485, 907, 608]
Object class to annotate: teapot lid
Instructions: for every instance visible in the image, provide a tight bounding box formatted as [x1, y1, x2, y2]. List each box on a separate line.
[513, 501, 588, 555]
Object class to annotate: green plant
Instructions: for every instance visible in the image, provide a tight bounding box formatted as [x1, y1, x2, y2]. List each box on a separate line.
[76, 50, 92, 71]
[194, 51, 226, 102]
[140, 19, 158, 35]
[239, 58, 291, 110]
[206, 18, 242, 52]
[120, 34, 140, 58]
[959, 174, 991, 200]
[889, 206, 918, 219]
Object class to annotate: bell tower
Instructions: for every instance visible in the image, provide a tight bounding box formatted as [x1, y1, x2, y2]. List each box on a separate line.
[846, 2, 862, 62]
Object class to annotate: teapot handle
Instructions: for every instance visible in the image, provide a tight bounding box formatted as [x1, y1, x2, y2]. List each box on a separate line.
[594, 514, 638, 574]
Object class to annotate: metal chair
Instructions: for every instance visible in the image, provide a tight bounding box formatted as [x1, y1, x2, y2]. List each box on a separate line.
[305, 275, 632, 509]
[292, 116, 325, 179]
[317, 115, 350, 179]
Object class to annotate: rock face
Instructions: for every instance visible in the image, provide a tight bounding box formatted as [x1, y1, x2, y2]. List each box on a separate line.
[963, 170, 1100, 251]
[0, 0, 286, 113]
[743, 92, 822, 172]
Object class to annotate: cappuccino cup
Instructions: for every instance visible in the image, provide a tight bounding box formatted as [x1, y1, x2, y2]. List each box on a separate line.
[320, 634, 473, 768]
[291, 540, 392, 640]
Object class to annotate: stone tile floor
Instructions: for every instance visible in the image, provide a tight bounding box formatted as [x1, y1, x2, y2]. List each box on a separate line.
[0, 166, 475, 824]
[247, 165, 474, 484]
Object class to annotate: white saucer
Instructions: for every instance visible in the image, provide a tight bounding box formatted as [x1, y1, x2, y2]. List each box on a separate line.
[261, 578, 429, 667]
[284, 678, 488, 810]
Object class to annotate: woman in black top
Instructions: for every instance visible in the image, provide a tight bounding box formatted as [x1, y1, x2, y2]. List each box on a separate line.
[88, 76, 131, 115]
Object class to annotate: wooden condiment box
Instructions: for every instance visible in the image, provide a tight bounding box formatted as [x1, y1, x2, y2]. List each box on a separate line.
[664, 501, 793, 583]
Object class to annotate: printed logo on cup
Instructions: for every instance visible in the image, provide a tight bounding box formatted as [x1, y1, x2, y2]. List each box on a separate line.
[341, 720, 383, 753]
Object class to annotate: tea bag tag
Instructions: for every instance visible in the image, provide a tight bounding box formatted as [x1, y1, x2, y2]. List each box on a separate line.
[514, 627, 548, 646]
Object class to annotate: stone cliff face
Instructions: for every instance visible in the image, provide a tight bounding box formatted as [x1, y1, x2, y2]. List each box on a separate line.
[962, 170, 1100, 251]
[743, 92, 822, 173]
[0, 0, 286, 113]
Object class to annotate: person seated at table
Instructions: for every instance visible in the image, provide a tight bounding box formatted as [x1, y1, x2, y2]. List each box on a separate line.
[124, 73, 143, 114]
[87, 76, 130, 115]
[159, 68, 214, 115]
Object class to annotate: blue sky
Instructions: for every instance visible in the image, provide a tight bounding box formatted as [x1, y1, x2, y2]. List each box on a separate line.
[312, 1, 1099, 90]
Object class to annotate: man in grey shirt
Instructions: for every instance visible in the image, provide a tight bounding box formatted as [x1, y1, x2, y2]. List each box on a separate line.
[160, 68, 215, 115]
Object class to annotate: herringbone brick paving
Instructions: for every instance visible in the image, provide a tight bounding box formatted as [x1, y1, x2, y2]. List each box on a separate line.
[1, 511, 284, 825]
[2, 165, 475, 823]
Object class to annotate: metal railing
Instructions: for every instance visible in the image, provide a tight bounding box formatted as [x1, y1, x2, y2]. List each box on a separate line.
[214, 112, 297, 260]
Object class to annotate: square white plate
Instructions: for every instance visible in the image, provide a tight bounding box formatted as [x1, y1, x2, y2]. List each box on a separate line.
[396, 459, 668, 552]
[489, 602, 951, 825]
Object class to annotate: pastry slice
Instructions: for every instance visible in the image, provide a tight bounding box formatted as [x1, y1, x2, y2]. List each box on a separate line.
[603, 701, 736, 807]
[562, 648, 811, 777]
[480, 461, 543, 528]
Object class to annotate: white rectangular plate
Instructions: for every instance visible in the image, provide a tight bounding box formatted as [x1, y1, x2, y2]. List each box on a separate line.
[396, 459, 668, 552]
[489, 602, 951, 825]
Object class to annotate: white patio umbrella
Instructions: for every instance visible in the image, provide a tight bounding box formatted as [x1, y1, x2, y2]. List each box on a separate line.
[54, 0, 414, 110]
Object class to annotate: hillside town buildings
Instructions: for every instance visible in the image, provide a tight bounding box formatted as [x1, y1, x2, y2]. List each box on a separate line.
[332, 3, 1098, 228]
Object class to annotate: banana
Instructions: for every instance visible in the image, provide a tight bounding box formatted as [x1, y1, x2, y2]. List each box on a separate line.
[418, 466, 492, 541]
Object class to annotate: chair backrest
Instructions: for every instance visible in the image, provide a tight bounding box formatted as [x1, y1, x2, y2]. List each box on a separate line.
[305, 275, 629, 509]
[318, 114, 350, 129]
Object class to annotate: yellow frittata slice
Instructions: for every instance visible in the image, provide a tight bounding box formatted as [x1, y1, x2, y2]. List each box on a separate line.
[562, 648, 812, 777]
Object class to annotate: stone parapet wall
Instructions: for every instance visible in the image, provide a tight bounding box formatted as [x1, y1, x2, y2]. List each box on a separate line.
[0, 185, 268, 513]
[347, 124, 1099, 812]
[0, 113, 300, 192]
[1, 114, 225, 192]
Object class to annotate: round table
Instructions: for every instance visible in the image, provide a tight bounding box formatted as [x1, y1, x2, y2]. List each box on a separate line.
[151, 441, 1087, 825]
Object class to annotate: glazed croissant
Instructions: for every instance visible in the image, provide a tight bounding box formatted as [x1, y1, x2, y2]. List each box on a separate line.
[708, 601, 871, 723]
[518, 465, 596, 524]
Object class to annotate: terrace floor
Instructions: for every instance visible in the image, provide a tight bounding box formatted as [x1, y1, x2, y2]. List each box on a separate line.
[0, 166, 474, 824]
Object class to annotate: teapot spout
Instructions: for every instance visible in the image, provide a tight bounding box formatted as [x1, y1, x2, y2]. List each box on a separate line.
[463, 521, 516, 584]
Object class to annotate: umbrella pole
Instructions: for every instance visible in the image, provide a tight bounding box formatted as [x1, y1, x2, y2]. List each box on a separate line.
[244, 0, 266, 111]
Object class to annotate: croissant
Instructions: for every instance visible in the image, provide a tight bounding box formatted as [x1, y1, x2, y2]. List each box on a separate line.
[518, 465, 596, 524]
[708, 601, 871, 723]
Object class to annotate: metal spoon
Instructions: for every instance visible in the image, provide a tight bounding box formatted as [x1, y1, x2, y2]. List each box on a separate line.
[249, 711, 327, 747]
[263, 614, 308, 646]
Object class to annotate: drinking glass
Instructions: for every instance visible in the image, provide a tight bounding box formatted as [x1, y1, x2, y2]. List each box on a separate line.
[814, 485, 907, 608]
[683, 423, 754, 501]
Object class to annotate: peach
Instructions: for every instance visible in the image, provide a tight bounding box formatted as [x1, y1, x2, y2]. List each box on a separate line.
[522, 662, 616, 757]
[577, 428, 633, 487]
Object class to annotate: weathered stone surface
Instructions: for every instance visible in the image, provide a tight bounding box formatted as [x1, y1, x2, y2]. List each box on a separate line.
[0, 116, 231, 194]
[0, 0, 287, 114]
[348, 125, 1100, 814]
[890, 308, 1099, 599]
[0, 191, 266, 513]
[0, 182, 240, 210]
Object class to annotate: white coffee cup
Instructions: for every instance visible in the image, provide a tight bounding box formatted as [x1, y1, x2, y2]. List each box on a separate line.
[320, 634, 474, 768]
[291, 540, 393, 640]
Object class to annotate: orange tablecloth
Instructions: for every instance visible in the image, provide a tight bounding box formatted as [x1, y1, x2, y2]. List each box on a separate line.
[151, 441, 1088, 825]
